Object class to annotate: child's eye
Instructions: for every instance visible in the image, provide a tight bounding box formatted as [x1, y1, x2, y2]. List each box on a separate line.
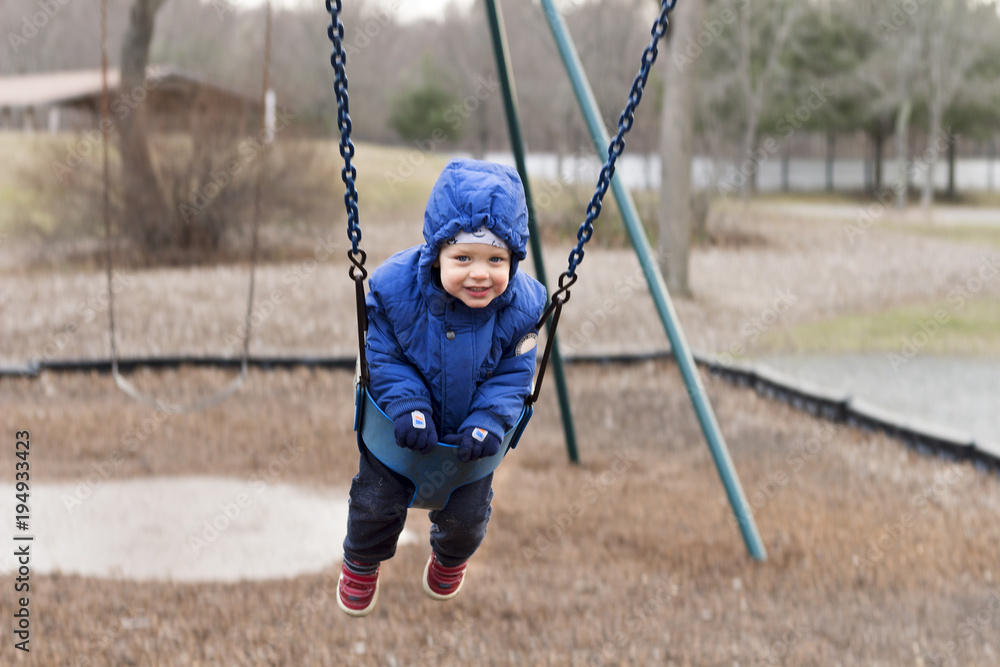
[489, 256, 506, 264]
[454, 255, 470, 262]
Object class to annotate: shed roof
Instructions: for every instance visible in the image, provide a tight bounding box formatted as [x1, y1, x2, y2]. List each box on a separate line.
[0, 66, 256, 108]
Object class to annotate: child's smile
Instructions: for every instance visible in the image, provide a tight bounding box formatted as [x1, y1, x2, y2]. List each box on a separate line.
[437, 242, 511, 308]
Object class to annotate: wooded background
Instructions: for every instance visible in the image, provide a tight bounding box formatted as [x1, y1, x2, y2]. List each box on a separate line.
[5, 0, 999, 171]
[4, 0, 1000, 288]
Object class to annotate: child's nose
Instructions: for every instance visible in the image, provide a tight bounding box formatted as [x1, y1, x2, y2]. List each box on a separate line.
[470, 262, 488, 278]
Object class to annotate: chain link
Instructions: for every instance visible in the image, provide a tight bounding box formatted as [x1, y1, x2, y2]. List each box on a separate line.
[326, 0, 363, 258]
[326, 0, 674, 279]
[564, 0, 676, 278]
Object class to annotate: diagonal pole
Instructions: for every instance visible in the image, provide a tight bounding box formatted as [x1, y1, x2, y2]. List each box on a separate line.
[539, 0, 766, 561]
[484, 0, 580, 464]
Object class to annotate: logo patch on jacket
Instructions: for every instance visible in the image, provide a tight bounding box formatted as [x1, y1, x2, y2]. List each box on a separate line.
[515, 332, 537, 356]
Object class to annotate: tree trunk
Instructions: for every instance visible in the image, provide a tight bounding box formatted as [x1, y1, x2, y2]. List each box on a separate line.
[946, 132, 956, 200]
[894, 100, 911, 209]
[120, 0, 168, 250]
[920, 97, 943, 212]
[825, 130, 835, 192]
[657, 0, 705, 298]
[780, 141, 790, 192]
[738, 110, 758, 202]
[873, 123, 884, 193]
[989, 136, 996, 192]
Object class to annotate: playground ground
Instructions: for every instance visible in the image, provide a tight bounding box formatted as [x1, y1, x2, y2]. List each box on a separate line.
[1, 201, 1000, 665]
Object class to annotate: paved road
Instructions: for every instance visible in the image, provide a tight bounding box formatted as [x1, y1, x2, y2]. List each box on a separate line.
[753, 202, 1000, 226]
[756, 352, 1000, 445]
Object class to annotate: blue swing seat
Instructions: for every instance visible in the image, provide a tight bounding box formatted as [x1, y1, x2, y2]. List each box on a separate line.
[354, 383, 532, 510]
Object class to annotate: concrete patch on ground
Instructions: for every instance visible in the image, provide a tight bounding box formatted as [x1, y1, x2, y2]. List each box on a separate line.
[0, 477, 416, 583]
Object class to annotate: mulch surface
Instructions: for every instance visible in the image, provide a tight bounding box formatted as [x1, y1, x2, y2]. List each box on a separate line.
[2, 359, 998, 666]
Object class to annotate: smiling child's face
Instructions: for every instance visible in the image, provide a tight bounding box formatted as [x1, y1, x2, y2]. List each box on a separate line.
[436, 242, 511, 308]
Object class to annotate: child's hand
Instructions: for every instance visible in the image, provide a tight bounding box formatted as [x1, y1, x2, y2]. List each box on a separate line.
[442, 427, 502, 463]
[393, 410, 438, 455]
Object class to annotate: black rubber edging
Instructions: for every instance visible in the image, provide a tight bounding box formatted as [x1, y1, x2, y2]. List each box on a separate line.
[3, 351, 997, 474]
[2, 356, 357, 376]
[694, 353, 996, 475]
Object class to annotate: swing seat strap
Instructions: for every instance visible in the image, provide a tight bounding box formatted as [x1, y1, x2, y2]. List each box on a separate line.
[353, 384, 532, 511]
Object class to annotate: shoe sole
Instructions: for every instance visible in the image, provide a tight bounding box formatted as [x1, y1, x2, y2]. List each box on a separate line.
[337, 570, 380, 617]
[422, 555, 464, 601]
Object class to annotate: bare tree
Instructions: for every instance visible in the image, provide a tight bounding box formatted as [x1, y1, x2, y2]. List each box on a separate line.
[119, 0, 168, 247]
[919, 0, 993, 212]
[729, 0, 801, 200]
[657, 0, 706, 297]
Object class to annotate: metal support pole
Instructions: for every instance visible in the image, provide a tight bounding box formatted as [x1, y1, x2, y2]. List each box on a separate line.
[484, 0, 580, 464]
[540, 0, 766, 561]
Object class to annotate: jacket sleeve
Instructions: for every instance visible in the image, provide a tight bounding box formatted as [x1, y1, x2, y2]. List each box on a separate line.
[461, 281, 546, 437]
[365, 288, 434, 421]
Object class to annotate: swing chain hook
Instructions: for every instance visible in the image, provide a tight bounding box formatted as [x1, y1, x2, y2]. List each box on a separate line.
[529, 270, 579, 406]
[348, 249, 367, 282]
[551, 271, 578, 306]
[564, 0, 676, 279]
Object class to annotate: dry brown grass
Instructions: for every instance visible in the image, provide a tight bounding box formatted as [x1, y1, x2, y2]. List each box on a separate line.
[1, 361, 998, 666]
[3, 165, 1000, 664]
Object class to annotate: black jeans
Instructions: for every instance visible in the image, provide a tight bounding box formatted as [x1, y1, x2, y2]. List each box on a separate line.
[343, 443, 493, 568]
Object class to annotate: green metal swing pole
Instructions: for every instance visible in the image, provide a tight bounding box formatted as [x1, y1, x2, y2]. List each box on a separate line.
[484, 0, 579, 464]
[539, 0, 766, 561]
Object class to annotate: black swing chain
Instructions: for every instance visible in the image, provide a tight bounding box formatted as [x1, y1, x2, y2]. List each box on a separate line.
[561, 0, 676, 285]
[327, 0, 676, 395]
[531, 0, 675, 404]
[326, 0, 363, 267]
[326, 0, 370, 385]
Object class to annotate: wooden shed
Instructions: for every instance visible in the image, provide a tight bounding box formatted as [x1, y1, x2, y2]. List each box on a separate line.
[0, 66, 265, 136]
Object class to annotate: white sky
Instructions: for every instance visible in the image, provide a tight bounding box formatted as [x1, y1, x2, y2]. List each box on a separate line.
[236, 0, 477, 23]
[376, 0, 476, 23]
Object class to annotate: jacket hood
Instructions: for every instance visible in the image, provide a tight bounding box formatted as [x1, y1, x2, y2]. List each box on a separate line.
[418, 159, 530, 309]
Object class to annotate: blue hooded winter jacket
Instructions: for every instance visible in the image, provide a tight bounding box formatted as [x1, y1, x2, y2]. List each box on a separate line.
[366, 159, 548, 438]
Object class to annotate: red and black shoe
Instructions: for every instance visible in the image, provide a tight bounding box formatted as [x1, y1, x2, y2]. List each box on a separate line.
[422, 553, 468, 601]
[337, 563, 380, 617]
